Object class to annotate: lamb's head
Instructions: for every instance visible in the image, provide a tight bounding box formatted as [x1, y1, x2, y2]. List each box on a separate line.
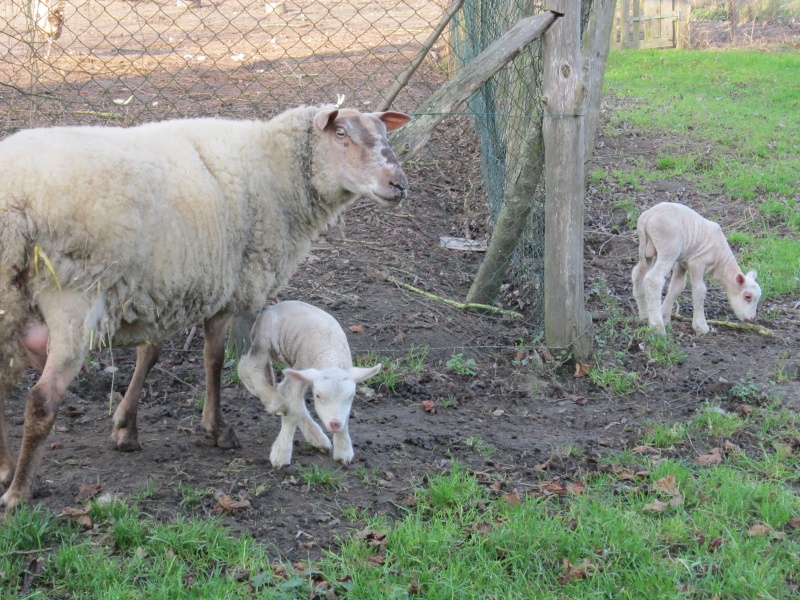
[312, 107, 410, 209]
[727, 269, 761, 322]
[283, 364, 382, 433]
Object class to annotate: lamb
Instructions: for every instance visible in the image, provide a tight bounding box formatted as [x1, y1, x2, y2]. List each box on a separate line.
[0, 104, 410, 509]
[237, 301, 381, 468]
[631, 202, 761, 335]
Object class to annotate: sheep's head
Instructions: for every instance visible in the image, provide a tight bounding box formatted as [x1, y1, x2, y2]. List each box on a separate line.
[728, 269, 761, 322]
[313, 107, 410, 208]
[283, 364, 382, 433]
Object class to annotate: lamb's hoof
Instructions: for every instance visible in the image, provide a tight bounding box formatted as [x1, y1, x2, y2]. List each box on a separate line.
[212, 426, 241, 449]
[0, 463, 14, 485]
[111, 427, 142, 452]
[0, 488, 25, 513]
[308, 433, 332, 451]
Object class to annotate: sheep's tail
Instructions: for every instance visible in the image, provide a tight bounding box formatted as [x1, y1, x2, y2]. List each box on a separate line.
[0, 208, 32, 396]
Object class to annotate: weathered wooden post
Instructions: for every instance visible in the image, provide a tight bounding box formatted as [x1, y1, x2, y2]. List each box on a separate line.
[543, 2, 593, 361]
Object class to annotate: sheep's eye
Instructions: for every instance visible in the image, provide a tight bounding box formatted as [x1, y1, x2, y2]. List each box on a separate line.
[335, 126, 346, 138]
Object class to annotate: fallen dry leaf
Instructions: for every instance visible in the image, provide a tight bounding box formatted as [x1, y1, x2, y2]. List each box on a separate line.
[75, 483, 104, 502]
[574, 362, 591, 378]
[539, 481, 568, 496]
[642, 499, 670, 514]
[723, 440, 741, 452]
[748, 524, 771, 537]
[773, 441, 793, 457]
[558, 557, 596, 584]
[695, 448, 723, 465]
[566, 481, 587, 495]
[653, 474, 680, 496]
[215, 493, 251, 511]
[421, 400, 436, 414]
[632, 444, 660, 454]
[569, 394, 588, 405]
[708, 537, 724, 553]
[502, 489, 522, 505]
[786, 517, 800, 530]
[348, 324, 364, 334]
[739, 404, 754, 416]
[367, 553, 386, 566]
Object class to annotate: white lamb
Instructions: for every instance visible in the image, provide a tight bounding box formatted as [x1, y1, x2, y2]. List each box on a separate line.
[0, 104, 410, 509]
[631, 202, 761, 335]
[237, 301, 381, 468]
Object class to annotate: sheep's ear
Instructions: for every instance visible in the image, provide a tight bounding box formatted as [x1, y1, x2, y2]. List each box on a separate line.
[376, 111, 411, 132]
[735, 272, 746, 286]
[746, 269, 758, 281]
[283, 368, 319, 385]
[313, 109, 339, 132]
[349, 364, 382, 383]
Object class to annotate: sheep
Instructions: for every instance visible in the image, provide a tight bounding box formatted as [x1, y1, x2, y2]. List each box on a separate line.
[631, 202, 761, 335]
[0, 104, 410, 509]
[33, 0, 65, 59]
[237, 301, 381, 468]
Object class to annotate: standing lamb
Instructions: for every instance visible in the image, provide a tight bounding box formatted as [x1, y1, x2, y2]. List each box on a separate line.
[631, 202, 761, 335]
[237, 301, 381, 468]
[0, 104, 410, 509]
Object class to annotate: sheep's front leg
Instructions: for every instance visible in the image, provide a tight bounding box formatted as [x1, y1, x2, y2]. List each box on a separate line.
[661, 263, 687, 327]
[332, 424, 354, 465]
[689, 266, 710, 335]
[111, 342, 162, 452]
[297, 412, 332, 452]
[201, 312, 240, 449]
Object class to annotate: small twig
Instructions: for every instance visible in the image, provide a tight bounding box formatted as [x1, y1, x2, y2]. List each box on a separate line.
[367, 268, 524, 319]
[183, 326, 197, 351]
[674, 315, 773, 336]
[9, 548, 51, 555]
[154, 366, 200, 390]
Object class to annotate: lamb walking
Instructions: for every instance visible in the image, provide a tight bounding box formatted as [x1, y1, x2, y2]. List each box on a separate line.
[0, 104, 409, 509]
[631, 202, 761, 335]
[237, 301, 381, 468]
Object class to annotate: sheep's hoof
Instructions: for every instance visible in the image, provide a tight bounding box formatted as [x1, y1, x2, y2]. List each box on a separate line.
[0, 463, 13, 485]
[111, 427, 142, 452]
[212, 426, 241, 449]
[0, 488, 25, 513]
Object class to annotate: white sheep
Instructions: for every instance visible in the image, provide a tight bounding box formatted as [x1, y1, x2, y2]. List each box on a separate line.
[631, 202, 761, 335]
[237, 301, 381, 468]
[0, 104, 410, 509]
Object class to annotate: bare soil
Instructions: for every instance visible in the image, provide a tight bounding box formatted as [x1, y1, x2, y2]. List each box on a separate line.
[3, 17, 800, 562]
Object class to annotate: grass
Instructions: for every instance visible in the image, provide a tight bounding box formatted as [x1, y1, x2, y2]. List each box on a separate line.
[604, 49, 800, 299]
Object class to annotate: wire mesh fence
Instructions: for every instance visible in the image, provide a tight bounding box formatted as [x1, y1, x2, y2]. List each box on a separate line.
[1, 0, 599, 354]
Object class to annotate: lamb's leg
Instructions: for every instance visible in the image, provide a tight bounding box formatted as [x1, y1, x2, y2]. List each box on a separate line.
[111, 342, 162, 452]
[332, 423, 354, 464]
[200, 312, 240, 449]
[269, 387, 305, 468]
[297, 411, 332, 452]
[643, 262, 673, 335]
[631, 260, 650, 320]
[1, 299, 92, 510]
[688, 265, 710, 335]
[661, 263, 687, 326]
[237, 354, 285, 415]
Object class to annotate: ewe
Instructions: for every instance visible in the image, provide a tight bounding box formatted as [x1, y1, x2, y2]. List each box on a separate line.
[631, 202, 761, 335]
[0, 105, 409, 509]
[238, 301, 382, 468]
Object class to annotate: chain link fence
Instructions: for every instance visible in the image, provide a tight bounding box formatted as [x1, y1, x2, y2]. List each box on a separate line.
[2, 1, 599, 348]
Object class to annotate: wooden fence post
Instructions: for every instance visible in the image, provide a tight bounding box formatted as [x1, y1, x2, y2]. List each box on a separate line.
[543, 2, 593, 362]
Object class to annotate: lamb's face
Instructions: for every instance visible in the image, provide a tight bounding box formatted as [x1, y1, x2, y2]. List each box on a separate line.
[310, 370, 358, 434]
[729, 269, 761, 322]
[313, 108, 411, 208]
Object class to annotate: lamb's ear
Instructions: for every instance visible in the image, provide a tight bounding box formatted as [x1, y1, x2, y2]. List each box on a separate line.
[746, 269, 758, 280]
[349, 364, 382, 384]
[735, 272, 746, 286]
[283, 368, 320, 385]
[376, 111, 411, 132]
[313, 109, 339, 132]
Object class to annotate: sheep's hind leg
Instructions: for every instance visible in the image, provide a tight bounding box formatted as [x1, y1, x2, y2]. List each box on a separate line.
[111, 343, 162, 452]
[201, 312, 240, 449]
[1, 295, 94, 510]
[0, 393, 14, 484]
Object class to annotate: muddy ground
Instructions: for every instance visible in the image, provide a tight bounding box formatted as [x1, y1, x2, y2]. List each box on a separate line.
[3, 19, 800, 561]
